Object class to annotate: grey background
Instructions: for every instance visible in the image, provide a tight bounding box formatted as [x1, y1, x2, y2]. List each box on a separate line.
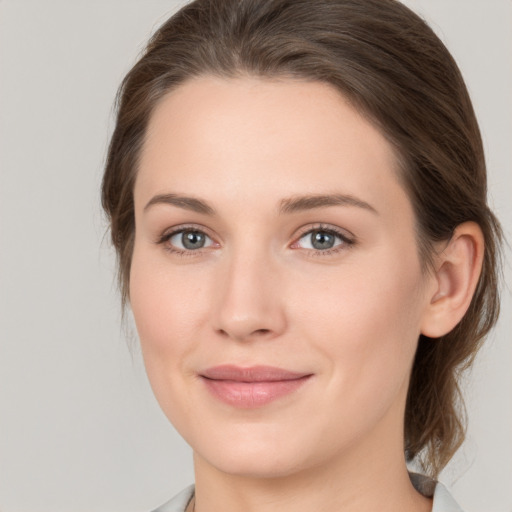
[0, 1, 510, 511]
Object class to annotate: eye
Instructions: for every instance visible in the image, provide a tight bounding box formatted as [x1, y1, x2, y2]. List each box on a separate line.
[161, 228, 216, 253]
[293, 227, 354, 253]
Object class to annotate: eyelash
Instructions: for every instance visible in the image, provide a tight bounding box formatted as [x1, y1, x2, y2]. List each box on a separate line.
[156, 223, 356, 257]
[156, 224, 217, 257]
[293, 224, 356, 256]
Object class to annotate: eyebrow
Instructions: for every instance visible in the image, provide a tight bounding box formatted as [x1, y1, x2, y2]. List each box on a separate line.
[143, 192, 378, 216]
[279, 194, 378, 215]
[144, 193, 216, 215]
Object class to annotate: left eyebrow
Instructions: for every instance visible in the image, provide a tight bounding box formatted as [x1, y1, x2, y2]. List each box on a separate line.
[279, 194, 378, 215]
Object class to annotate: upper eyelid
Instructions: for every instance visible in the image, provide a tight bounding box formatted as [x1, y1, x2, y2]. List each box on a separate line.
[160, 223, 217, 240]
[293, 223, 355, 240]
[159, 222, 352, 236]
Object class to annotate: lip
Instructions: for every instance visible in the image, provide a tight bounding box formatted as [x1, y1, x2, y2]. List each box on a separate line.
[199, 365, 313, 408]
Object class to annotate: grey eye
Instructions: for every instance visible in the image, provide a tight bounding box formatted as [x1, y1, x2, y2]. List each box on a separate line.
[169, 230, 213, 250]
[297, 229, 343, 250]
[311, 230, 335, 250]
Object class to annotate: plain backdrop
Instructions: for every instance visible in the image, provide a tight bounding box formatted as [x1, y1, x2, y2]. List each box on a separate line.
[0, 1, 510, 511]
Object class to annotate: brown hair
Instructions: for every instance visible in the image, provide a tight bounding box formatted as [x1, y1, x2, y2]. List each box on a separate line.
[102, 0, 502, 478]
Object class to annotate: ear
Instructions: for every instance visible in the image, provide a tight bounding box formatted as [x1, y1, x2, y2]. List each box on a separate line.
[420, 221, 485, 338]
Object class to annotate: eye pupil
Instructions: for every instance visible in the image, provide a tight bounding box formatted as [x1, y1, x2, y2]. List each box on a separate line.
[182, 231, 205, 250]
[311, 230, 335, 250]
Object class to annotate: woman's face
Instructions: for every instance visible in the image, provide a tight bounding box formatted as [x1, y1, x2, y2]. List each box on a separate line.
[131, 76, 436, 477]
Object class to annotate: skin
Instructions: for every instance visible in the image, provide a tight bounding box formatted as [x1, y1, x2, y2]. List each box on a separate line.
[130, 75, 451, 512]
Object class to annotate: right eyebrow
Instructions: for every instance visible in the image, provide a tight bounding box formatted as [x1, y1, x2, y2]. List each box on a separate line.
[143, 193, 216, 215]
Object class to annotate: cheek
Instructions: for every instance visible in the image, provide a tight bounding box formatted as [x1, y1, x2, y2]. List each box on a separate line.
[128, 248, 217, 433]
[293, 252, 426, 393]
[129, 248, 211, 380]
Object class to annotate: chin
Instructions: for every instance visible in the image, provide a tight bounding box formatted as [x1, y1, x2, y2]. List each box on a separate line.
[189, 421, 330, 479]
[197, 445, 307, 479]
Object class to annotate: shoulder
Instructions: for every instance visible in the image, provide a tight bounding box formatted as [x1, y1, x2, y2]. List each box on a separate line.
[410, 473, 464, 512]
[150, 484, 194, 512]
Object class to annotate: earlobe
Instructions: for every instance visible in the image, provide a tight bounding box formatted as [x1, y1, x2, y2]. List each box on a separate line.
[420, 222, 485, 338]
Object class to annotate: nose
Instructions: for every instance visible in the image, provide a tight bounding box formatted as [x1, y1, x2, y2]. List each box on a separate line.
[212, 249, 287, 342]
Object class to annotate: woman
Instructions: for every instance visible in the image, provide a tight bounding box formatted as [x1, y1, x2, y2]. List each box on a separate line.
[102, 1, 502, 511]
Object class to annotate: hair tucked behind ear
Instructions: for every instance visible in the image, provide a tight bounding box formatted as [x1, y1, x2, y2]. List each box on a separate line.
[102, 0, 503, 478]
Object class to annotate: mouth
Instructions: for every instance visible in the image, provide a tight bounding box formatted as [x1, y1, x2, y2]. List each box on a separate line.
[199, 365, 313, 408]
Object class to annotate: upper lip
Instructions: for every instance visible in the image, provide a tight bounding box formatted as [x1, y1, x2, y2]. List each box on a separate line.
[200, 365, 311, 382]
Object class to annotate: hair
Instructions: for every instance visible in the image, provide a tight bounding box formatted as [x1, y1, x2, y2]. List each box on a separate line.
[102, 0, 502, 478]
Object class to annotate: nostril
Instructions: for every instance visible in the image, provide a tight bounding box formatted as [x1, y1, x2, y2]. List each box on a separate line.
[253, 329, 271, 336]
[216, 327, 272, 339]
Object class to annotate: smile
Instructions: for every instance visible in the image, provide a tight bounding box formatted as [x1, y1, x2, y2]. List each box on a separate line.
[199, 365, 313, 408]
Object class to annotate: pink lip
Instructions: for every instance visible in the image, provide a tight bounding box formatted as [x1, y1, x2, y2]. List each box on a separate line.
[200, 365, 312, 408]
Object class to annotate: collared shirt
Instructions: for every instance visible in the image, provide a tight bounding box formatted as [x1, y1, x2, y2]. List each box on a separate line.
[151, 473, 463, 512]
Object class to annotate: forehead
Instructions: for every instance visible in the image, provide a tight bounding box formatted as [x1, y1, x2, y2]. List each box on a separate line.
[136, 75, 410, 221]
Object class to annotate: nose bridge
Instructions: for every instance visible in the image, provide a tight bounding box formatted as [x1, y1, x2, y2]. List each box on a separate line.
[213, 241, 286, 341]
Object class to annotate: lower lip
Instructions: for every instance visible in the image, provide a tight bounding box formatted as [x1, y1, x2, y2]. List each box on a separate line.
[201, 376, 311, 408]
